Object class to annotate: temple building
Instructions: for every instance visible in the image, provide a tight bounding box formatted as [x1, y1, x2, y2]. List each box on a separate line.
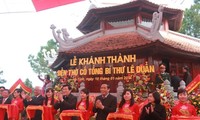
[50, 0, 200, 92]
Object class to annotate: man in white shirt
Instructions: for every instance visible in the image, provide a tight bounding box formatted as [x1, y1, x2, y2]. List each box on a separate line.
[23, 86, 44, 120]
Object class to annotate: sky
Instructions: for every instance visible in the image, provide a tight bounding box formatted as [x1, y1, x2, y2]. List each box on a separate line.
[0, 0, 194, 89]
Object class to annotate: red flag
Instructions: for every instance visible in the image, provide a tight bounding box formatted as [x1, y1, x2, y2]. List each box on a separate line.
[186, 74, 200, 93]
[32, 0, 83, 12]
[9, 79, 32, 93]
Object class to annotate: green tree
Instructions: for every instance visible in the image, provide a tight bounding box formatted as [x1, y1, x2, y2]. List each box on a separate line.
[194, 0, 200, 4]
[0, 70, 6, 84]
[23, 78, 34, 95]
[24, 78, 33, 89]
[28, 39, 58, 80]
[179, 0, 200, 38]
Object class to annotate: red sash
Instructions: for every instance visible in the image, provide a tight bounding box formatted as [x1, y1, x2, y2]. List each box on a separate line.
[171, 115, 200, 120]
[60, 110, 84, 120]
[0, 104, 19, 120]
[0, 105, 7, 120]
[26, 105, 54, 120]
[107, 113, 134, 120]
[43, 106, 54, 120]
[7, 104, 19, 119]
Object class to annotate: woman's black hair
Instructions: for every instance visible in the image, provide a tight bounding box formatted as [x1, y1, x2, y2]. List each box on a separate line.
[45, 74, 50, 80]
[13, 88, 22, 98]
[177, 88, 187, 99]
[119, 89, 134, 108]
[45, 88, 54, 105]
[150, 91, 161, 104]
[77, 88, 90, 110]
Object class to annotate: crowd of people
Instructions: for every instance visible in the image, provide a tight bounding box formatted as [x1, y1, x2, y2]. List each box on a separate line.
[155, 63, 192, 91]
[0, 64, 196, 120]
[0, 82, 198, 120]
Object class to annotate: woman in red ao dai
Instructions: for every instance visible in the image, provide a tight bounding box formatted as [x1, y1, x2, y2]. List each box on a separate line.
[77, 88, 94, 120]
[43, 88, 57, 119]
[118, 89, 139, 120]
[171, 88, 197, 117]
[11, 89, 24, 116]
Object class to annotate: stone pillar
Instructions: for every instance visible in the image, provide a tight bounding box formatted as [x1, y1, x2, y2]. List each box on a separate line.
[164, 79, 171, 91]
[179, 80, 186, 89]
[117, 81, 124, 102]
[79, 82, 85, 93]
[164, 79, 174, 98]
[76, 82, 86, 101]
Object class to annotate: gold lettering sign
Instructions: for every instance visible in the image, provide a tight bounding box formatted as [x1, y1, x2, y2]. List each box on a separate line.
[57, 54, 155, 81]
[70, 53, 136, 66]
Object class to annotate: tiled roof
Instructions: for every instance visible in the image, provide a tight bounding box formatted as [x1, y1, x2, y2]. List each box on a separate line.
[66, 32, 152, 54]
[161, 32, 200, 54]
[66, 32, 200, 55]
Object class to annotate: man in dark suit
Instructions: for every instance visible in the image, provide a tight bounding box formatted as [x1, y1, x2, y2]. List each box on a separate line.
[54, 84, 77, 112]
[182, 65, 192, 86]
[171, 70, 181, 92]
[54, 84, 77, 119]
[93, 83, 117, 120]
[0, 89, 12, 120]
[23, 86, 44, 120]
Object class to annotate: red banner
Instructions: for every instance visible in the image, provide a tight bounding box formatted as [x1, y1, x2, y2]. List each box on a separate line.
[32, 0, 83, 11]
[186, 74, 200, 93]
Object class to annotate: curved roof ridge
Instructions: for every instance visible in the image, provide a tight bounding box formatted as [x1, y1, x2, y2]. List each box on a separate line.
[167, 30, 200, 44]
[146, 0, 185, 10]
[160, 31, 200, 54]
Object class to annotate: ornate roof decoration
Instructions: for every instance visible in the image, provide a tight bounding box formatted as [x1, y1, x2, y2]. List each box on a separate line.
[150, 6, 163, 34]
[138, 5, 165, 42]
[51, 24, 105, 52]
[50, 24, 74, 52]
